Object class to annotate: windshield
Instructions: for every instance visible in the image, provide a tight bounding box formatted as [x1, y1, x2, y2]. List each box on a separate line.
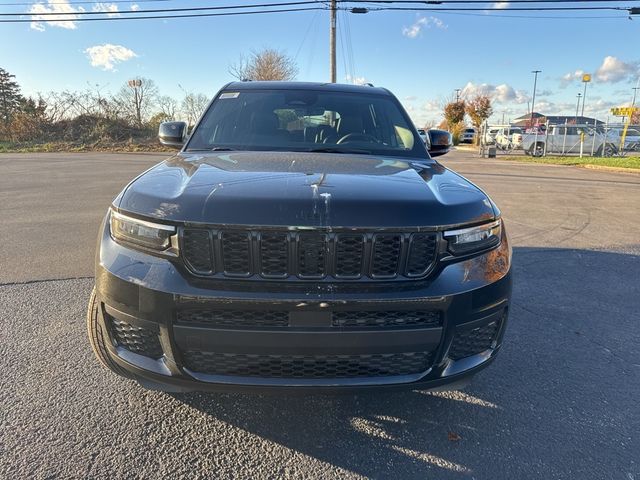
[186, 89, 427, 158]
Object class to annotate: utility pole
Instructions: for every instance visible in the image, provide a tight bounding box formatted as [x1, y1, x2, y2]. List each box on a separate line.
[329, 0, 336, 83]
[455, 88, 461, 102]
[575, 93, 582, 119]
[581, 74, 591, 118]
[530, 70, 541, 129]
[632, 86, 639, 108]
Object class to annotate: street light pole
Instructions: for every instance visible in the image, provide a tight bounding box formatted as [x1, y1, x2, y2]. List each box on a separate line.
[530, 70, 541, 129]
[329, 0, 336, 83]
[455, 89, 461, 102]
[575, 93, 582, 119]
[581, 74, 591, 118]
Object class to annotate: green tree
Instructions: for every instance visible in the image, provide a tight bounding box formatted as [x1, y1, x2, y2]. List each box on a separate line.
[10, 97, 48, 142]
[0, 67, 23, 129]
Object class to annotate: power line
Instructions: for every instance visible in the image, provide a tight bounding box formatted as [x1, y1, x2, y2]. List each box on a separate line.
[420, 10, 630, 19]
[0, 0, 170, 5]
[1, 1, 323, 16]
[347, 0, 640, 4]
[293, 8, 319, 61]
[343, 8, 357, 81]
[359, 5, 634, 12]
[0, 6, 327, 23]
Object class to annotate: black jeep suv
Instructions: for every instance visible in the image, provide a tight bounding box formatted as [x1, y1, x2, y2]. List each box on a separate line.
[88, 81, 511, 392]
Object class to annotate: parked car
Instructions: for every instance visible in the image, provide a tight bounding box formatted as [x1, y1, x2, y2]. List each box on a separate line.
[608, 127, 640, 152]
[495, 127, 523, 150]
[460, 127, 476, 144]
[522, 124, 617, 157]
[483, 127, 500, 145]
[88, 81, 512, 393]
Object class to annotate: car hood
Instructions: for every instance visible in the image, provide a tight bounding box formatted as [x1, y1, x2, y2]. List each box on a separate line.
[116, 151, 496, 228]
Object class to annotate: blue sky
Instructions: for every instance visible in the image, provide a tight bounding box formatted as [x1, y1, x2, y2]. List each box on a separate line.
[1, 1, 639, 126]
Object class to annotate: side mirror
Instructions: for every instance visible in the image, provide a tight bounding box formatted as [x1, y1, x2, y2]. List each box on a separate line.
[159, 121, 187, 148]
[427, 129, 453, 157]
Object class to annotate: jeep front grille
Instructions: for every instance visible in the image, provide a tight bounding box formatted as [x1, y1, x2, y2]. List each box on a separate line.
[180, 228, 438, 281]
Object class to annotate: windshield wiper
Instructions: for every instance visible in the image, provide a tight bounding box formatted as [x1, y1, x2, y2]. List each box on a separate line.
[306, 147, 372, 154]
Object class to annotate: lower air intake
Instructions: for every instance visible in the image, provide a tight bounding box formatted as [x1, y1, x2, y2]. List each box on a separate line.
[183, 351, 433, 378]
[109, 317, 163, 359]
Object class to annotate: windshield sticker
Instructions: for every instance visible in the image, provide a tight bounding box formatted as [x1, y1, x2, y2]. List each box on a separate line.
[219, 92, 240, 99]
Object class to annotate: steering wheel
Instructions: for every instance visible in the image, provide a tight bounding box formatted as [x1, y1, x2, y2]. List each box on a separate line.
[336, 133, 378, 144]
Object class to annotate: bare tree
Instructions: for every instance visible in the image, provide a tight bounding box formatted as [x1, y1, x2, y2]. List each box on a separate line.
[229, 48, 298, 81]
[158, 95, 178, 121]
[114, 78, 159, 126]
[180, 91, 209, 127]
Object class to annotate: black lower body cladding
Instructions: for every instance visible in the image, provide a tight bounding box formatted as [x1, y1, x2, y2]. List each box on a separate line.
[92, 219, 512, 392]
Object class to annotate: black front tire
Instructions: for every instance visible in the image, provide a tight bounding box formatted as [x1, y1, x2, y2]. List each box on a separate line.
[596, 143, 616, 157]
[531, 142, 545, 157]
[87, 287, 132, 379]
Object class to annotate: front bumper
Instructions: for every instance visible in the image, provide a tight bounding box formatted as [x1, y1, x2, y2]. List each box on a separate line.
[95, 220, 512, 392]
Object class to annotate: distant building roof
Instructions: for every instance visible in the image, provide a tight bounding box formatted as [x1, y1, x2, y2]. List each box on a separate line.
[511, 113, 603, 127]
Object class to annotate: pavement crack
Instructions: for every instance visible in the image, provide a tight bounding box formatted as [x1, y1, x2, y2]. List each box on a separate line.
[0, 276, 93, 287]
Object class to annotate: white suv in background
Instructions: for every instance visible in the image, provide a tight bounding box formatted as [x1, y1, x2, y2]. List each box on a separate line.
[495, 127, 523, 150]
[483, 127, 500, 145]
[460, 128, 476, 143]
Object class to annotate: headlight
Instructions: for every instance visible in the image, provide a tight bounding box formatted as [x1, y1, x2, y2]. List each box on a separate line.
[110, 210, 176, 251]
[444, 219, 502, 255]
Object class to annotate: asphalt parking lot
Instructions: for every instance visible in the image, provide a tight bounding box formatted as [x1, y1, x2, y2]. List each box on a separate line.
[1, 150, 639, 479]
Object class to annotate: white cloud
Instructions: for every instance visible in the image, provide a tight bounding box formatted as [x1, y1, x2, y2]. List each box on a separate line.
[404, 98, 443, 128]
[461, 82, 530, 104]
[84, 44, 137, 71]
[402, 15, 447, 39]
[345, 75, 369, 86]
[560, 69, 586, 87]
[131, 4, 140, 11]
[561, 56, 639, 87]
[29, 0, 85, 31]
[92, 3, 120, 17]
[595, 56, 638, 83]
[493, 2, 510, 9]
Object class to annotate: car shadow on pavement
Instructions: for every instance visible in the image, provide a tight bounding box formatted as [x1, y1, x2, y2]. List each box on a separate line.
[168, 247, 640, 479]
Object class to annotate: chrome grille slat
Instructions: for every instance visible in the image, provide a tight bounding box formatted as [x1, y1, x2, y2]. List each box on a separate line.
[181, 228, 438, 281]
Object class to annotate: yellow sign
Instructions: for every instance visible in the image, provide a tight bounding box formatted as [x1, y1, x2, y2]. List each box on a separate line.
[582, 74, 592, 82]
[611, 107, 639, 116]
